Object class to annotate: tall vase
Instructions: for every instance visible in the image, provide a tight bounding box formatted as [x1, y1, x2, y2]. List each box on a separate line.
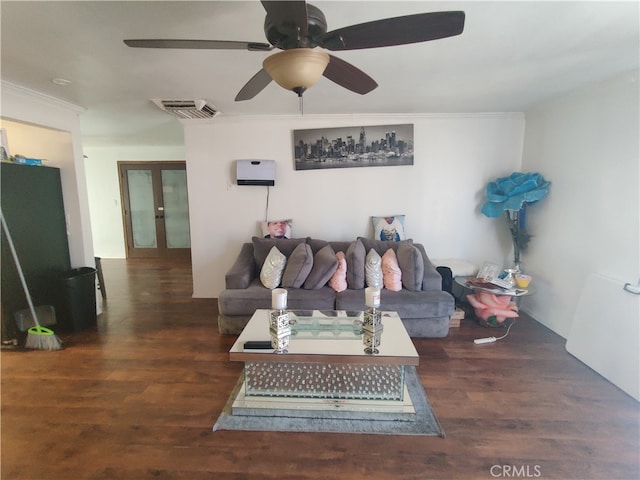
[511, 234, 521, 273]
[506, 208, 526, 272]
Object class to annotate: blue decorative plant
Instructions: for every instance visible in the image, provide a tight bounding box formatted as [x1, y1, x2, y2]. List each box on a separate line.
[481, 172, 551, 268]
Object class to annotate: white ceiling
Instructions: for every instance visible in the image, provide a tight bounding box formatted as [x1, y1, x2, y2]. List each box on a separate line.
[1, 1, 638, 147]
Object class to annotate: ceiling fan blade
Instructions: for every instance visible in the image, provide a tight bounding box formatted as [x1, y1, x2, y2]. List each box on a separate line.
[235, 68, 273, 101]
[323, 55, 377, 95]
[261, 0, 309, 39]
[124, 39, 273, 51]
[320, 11, 465, 51]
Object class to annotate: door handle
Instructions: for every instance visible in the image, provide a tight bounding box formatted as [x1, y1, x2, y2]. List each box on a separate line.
[623, 278, 640, 295]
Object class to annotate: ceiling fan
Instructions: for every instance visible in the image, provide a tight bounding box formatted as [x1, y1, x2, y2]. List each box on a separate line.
[124, 1, 465, 102]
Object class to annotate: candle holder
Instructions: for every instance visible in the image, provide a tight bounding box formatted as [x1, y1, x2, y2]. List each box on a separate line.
[269, 288, 290, 354]
[363, 287, 383, 354]
[362, 308, 383, 355]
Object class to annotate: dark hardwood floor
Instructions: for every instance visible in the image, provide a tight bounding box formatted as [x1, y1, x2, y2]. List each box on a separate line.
[2, 258, 638, 480]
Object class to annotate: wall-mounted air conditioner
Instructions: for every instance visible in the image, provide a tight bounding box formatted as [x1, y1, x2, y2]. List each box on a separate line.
[236, 160, 275, 186]
[151, 99, 219, 119]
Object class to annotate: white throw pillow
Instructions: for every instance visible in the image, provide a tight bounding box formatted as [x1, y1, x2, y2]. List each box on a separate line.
[365, 248, 383, 288]
[260, 246, 287, 289]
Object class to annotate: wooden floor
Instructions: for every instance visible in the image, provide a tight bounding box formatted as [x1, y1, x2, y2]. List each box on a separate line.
[1, 258, 638, 480]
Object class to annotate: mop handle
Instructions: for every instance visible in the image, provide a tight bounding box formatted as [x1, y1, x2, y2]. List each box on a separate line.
[0, 209, 42, 327]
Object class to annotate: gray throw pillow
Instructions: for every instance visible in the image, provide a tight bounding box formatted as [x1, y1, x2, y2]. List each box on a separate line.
[396, 242, 425, 291]
[346, 239, 366, 289]
[303, 245, 338, 289]
[281, 243, 314, 288]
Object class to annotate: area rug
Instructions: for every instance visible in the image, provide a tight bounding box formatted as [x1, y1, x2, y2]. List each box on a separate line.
[213, 366, 445, 437]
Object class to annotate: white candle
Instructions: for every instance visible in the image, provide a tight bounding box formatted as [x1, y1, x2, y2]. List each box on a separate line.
[365, 287, 380, 308]
[272, 288, 287, 310]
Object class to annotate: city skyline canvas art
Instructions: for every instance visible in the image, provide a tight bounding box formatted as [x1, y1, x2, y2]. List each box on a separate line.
[293, 124, 414, 171]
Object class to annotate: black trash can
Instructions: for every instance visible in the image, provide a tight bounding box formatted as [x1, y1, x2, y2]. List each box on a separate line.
[56, 267, 97, 332]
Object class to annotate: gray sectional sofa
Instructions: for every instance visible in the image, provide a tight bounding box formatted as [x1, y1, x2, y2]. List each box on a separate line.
[217, 236, 455, 337]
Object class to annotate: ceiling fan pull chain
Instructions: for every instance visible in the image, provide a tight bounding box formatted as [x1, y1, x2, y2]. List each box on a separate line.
[296, 26, 303, 47]
[299, 95, 304, 116]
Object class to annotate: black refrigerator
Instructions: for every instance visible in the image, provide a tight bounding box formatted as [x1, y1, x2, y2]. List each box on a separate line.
[1, 161, 71, 341]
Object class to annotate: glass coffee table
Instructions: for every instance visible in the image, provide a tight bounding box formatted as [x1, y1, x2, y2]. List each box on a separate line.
[228, 309, 419, 419]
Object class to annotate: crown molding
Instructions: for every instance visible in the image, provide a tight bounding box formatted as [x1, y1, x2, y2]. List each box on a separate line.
[1, 80, 86, 114]
[184, 111, 524, 124]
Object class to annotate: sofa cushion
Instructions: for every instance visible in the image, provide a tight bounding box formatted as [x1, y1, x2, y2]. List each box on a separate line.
[329, 241, 353, 255]
[281, 243, 314, 288]
[306, 237, 329, 254]
[413, 243, 444, 291]
[346, 239, 366, 289]
[382, 248, 402, 292]
[259, 246, 287, 289]
[252, 236, 306, 268]
[396, 242, 425, 291]
[365, 248, 383, 288]
[219, 278, 336, 316]
[303, 244, 338, 290]
[336, 289, 454, 319]
[224, 243, 255, 289]
[358, 237, 413, 257]
[328, 251, 348, 292]
[307, 238, 352, 255]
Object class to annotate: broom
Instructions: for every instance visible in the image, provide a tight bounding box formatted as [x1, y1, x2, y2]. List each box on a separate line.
[1, 209, 63, 350]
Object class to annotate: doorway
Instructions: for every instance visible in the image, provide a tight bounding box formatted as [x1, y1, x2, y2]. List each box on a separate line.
[118, 161, 191, 259]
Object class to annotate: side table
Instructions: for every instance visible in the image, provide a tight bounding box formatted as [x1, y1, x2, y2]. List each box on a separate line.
[454, 276, 536, 327]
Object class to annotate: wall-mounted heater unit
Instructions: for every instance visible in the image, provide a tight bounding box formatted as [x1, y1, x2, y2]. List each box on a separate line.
[236, 160, 275, 186]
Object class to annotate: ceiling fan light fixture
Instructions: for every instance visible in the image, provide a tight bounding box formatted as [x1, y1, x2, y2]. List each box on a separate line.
[263, 48, 329, 96]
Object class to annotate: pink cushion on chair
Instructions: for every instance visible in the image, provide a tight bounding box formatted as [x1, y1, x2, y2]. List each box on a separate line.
[382, 248, 402, 292]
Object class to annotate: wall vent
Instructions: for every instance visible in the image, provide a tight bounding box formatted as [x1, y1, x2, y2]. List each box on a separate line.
[151, 99, 219, 119]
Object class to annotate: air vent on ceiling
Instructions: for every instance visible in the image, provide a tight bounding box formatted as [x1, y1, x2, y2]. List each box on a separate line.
[151, 99, 219, 119]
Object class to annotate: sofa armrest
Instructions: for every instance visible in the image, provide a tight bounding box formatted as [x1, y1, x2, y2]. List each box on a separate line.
[225, 243, 256, 289]
[414, 243, 443, 291]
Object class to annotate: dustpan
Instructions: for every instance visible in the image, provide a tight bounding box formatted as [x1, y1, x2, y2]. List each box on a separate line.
[15, 305, 57, 332]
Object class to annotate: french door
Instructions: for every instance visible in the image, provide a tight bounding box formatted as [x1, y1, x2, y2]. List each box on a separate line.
[118, 161, 191, 259]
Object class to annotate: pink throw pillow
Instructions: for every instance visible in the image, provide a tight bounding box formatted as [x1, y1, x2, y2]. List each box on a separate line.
[328, 251, 348, 292]
[382, 248, 402, 292]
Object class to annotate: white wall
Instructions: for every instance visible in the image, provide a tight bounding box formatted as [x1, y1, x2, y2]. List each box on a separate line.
[521, 69, 639, 337]
[83, 145, 185, 258]
[184, 113, 525, 297]
[1, 82, 95, 269]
